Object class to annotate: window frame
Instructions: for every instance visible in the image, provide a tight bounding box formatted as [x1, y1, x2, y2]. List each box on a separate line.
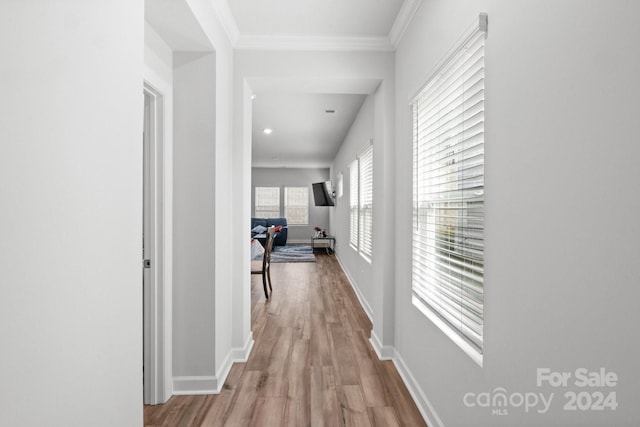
[349, 160, 359, 249]
[348, 145, 374, 262]
[358, 145, 373, 261]
[284, 186, 310, 225]
[254, 186, 280, 218]
[410, 16, 487, 366]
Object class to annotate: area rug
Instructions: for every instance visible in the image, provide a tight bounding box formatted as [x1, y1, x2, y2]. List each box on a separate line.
[269, 245, 316, 263]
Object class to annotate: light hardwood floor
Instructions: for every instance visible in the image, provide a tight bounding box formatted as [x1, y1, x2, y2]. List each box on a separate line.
[144, 253, 427, 427]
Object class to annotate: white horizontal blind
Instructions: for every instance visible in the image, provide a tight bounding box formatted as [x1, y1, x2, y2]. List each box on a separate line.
[411, 26, 485, 360]
[285, 187, 309, 225]
[255, 186, 280, 218]
[349, 160, 359, 247]
[359, 145, 373, 259]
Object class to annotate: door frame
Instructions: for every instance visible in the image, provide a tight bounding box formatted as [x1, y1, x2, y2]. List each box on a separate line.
[143, 83, 171, 404]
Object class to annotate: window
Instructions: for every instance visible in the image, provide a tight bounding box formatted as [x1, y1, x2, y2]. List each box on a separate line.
[358, 146, 373, 259]
[411, 17, 486, 365]
[337, 173, 344, 198]
[285, 186, 309, 225]
[349, 145, 374, 260]
[254, 187, 280, 218]
[349, 160, 359, 248]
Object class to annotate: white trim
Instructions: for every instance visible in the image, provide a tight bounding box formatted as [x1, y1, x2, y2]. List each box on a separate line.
[143, 35, 174, 403]
[335, 254, 373, 322]
[413, 297, 483, 367]
[142, 82, 173, 405]
[172, 376, 218, 395]
[214, 333, 255, 392]
[389, 0, 423, 47]
[235, 34, 394, 52]
[173, 334, 254, 396]
[369, 331, 394, 360]
[336, 253, 436, 427]
[336, 253, 440, 426]
[210, 0, 421, 52]
[210, 0, 239, 45]
[391, 348, 445, 427]
[409, 12, 488, 103]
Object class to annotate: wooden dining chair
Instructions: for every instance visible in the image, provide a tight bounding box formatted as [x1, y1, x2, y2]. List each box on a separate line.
[251, 226, 275, 299]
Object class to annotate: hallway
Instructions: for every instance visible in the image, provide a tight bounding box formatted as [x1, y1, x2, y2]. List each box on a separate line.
[144, 254, 427, 426]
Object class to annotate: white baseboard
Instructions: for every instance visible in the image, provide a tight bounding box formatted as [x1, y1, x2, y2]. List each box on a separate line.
[172, 376, 218, 395]
[172, 333, 255, 395]
[334, 254, 373, 322]
[369, 331, 395, 360]
[215, 333, 254, 392]
[334, 255, 441, 427]
[389, 349, 445, 427]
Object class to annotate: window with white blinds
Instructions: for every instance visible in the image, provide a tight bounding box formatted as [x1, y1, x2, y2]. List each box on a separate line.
[255, 187, 280, 218]
[411, 18, 486, 365]
[285, 186, 309, 225]
[349, 160, 359, 248]
[359, 146, 373, 259]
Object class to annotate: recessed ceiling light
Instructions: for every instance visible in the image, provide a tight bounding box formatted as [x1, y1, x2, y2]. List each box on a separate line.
[251, 94, 256, 100]
[263, 128, 273, 135]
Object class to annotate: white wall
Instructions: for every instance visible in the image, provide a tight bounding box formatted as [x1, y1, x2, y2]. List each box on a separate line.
[394, 1, 640, 426]
[172, 51, 217, 391]
[187, 0, 239, 381]
[331, 94, 376, 315]
[0, 1, 143, 425]
[251, 167, 331, 242]
[156, 0, 243, 394]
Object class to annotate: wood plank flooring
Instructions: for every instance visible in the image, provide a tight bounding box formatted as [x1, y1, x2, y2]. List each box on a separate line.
[144, 253, 427, 427]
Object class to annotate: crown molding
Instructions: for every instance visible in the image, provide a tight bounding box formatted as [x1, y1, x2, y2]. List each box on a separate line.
[389, 0, 422, 47]
[235, 34, 395, 52]
[210, 0, 239, 45]
[210, 0, 418, 52]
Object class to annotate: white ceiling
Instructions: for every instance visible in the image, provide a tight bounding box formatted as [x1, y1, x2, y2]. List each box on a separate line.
[228, 0, 404, 38]
[226, 1, 417, 168]
[147, 1, 421, 168]
[251, 93, 367, 168]
[145, 0, 213, 50]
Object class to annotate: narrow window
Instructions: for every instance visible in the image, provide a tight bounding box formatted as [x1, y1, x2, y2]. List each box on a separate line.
[359, 145, 373, 260]
[285, 186, 309, 225]
[349, 160, 359, 248]
[411, 16, 486, 365]
[255, 187, 280, 218]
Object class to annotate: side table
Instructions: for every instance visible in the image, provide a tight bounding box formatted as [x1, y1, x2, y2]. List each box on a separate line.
[311, 236, 335, 254]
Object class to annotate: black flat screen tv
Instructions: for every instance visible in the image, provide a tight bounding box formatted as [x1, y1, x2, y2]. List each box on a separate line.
[312, 181, 334, 206]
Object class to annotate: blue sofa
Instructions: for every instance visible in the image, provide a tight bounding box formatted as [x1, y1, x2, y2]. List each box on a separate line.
[251, 217, 288, 246]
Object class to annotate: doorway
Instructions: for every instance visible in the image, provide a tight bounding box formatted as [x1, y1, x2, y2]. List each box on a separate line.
[143, 84, 169, 404]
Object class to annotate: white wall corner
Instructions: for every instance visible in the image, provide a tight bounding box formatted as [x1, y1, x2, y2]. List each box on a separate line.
[209, 0, 239, 45]
[214, 333, 255, 392]
[369, 331, 394, 360]
[391, 350, 445, 427]
[389, 0, 423, 47]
